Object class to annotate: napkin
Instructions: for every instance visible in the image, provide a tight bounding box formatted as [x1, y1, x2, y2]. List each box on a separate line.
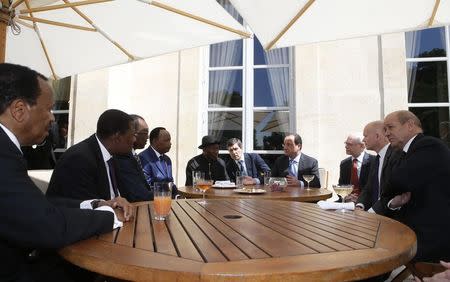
[215, 180, 232, 185]
[317, 200, 355, 210]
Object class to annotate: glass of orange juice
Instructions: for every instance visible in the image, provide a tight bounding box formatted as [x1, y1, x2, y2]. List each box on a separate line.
[196, 178, 213, 204]
[154, 182, 172, 220]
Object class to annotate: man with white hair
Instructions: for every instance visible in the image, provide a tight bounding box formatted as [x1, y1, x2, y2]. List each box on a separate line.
[338, 133, 374, 201]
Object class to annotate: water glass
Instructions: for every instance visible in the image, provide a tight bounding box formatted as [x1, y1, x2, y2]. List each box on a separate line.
[236, 171, 244, 189]
[263, 171, 271, 186]
[154, 182, 172, 220]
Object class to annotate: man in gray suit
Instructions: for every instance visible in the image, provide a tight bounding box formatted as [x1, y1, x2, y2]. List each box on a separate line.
[271, 134, 321, 188]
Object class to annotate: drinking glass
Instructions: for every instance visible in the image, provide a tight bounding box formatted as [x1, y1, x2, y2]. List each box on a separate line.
[196, 178, 213, 204]
[263, 171, 271, 186]
[154, 182, 173, 220]
[303, 175, 315, 190]
[236, 171, 244, 189]
[192, 171, 204, 191]
[333, 185, 353, 213]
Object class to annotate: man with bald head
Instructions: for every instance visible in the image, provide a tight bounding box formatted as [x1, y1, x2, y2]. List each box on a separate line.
[383, 110, 450, 262]
[338, 133, 374, 201]
[356, 121, 399, 213]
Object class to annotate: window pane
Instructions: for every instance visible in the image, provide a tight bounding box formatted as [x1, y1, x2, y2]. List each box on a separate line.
[209, 70, 242, 107]
[254, 68, 289, 107]
[405, 27, 446, 58]
[253, 111, 289, 150]
[407, 62, 448, 103]
[258, 154, 283, 170]
[410, 107, 450, 146]
[210, 40, 243, 67]
[208, 111, 242, 150]
[254, 37, 290, 65]
[52, 77, 71, 110]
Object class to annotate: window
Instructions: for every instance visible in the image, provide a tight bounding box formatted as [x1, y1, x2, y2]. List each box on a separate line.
[206, 0, 295, 167]
[405, 26, 450, 146]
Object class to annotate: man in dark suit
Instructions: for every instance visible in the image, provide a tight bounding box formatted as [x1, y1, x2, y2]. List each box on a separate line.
[116, 114, 154, 202]
[338, 133, 374, 201]
[139, 127, 179, 197]
[271, 134, 320, 188]
[356, 121, 399, 213]
[384, 110, 450, 262]
[0, 63, 131, 282]
[185, 135, 229, 186]
[47, 109, 135, 204]
[226, 138, 270, 184]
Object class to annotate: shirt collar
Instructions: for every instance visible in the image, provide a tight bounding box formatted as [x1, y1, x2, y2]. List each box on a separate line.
[291, 152, 301, 163]
[378, 143, 389, 159]
[0, 122, 22, 153]
[353, 151, 365, 162]
[403, 135, 418, 153]
[151, 146, 162, 158]
[95, 134, 112, 162]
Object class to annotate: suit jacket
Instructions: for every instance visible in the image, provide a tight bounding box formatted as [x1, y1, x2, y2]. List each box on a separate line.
[138, 147, 178, 198]
[385, 134, 450, 262]
[47, 134, 118, 200]
[338, 152, 374, 190]
[0, 127, 113, 282]
[116, 152, 153, 202]
[357, 145, 400, 213]
[271, 153, 321, 188]
[226, 153, 270, 183]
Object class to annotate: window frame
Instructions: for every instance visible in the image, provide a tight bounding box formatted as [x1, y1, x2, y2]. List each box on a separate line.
[203, 32, 296, 155]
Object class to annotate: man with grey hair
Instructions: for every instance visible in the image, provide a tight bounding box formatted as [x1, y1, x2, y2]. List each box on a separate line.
[338, 133, 374, 201]
[383, 110, 450, 262]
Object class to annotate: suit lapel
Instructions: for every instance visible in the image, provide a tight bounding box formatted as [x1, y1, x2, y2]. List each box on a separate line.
[244, 153, 253, 176]
[149, 148, 166, 177]
[87, 135, 111, 199]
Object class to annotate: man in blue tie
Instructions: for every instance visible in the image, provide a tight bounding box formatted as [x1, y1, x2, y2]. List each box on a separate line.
[271, 134, 320, 188]
[225, 138, 270, 185]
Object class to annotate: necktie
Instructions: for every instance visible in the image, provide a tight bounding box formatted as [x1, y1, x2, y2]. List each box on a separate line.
[159, 155, 168, 176]
[107, 158, 120, 198]
[350, 158, 359, 193]
[238, 160, 247, 176]
[371, 154, 380, 204]
[288, 159, 297, 177]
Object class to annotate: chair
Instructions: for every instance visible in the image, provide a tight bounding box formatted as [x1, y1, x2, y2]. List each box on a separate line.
[318, 168, 328, 189]
[392, 262, 447, 282]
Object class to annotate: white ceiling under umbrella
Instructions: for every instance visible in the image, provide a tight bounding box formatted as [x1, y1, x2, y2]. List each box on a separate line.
[229, 0, 450, 50]
[1, 0, 250, 78]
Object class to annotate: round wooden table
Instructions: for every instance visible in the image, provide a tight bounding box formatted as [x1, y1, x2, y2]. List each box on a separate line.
[178, 185, 332, 202]
[60, 199, 416, 281]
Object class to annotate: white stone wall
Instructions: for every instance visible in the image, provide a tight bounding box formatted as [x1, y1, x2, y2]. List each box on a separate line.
[71, 34, 408, 188]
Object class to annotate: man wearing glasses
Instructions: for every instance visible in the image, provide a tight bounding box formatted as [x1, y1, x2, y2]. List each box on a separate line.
[338, 133, 374, 202]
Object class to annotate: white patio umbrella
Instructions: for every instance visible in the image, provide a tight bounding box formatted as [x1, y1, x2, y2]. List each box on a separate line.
[0, 0, 250, 78]
[229, 0, 450, 50]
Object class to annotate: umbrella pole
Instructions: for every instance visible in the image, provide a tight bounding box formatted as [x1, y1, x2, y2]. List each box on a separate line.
[0, 1, 10, 63]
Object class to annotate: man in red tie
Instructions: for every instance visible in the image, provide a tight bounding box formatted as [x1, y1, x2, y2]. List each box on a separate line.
[338, 133, 375, 202]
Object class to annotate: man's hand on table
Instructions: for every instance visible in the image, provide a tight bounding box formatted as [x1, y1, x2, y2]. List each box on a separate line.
[243, 176, 256, 185]
[388, 192, 411, 210]
[286, 175, 301, 186]
[100, 196, 133, 221]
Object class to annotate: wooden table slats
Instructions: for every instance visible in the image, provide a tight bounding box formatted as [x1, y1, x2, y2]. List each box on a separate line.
[230, 200, 375, 249]
[134, 205, 154, 251]
[61, 199, 417, 282]
[170, 202, 227, 262]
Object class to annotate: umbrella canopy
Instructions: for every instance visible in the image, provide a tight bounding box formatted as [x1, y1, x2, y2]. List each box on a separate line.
[229, 0, 450, 50]
[0, 0, 250, 78]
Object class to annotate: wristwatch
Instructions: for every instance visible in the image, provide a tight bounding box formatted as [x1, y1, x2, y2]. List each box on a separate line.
[91, 199, 102, 209]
